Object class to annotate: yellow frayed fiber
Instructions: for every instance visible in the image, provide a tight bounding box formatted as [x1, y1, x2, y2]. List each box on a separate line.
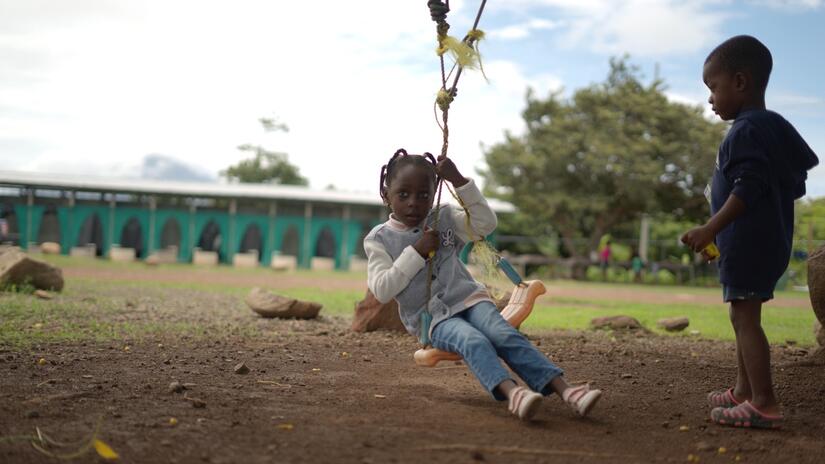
[436, 36, 479, 68]
[467, 29, 485, 41]
[466, 240, 507, 299]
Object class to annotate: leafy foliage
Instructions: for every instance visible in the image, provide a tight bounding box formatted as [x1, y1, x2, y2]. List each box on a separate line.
[221, 118, 308, 185]
[482, 58, 728, 258]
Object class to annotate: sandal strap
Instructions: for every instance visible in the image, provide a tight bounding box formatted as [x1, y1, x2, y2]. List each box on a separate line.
[563, 384, 588, 405]
[508, 387, 527, 413]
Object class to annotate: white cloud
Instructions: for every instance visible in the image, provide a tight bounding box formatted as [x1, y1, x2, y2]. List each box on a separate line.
[749, 0, 823, 9]
[2, 0, 543, 194]
[491, 0, 728, 57]
[489, 18, 562, 40]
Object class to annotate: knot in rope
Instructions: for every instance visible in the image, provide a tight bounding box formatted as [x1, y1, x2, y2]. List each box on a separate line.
[428, 0, 450, 37]
[436, 88, 455, 112]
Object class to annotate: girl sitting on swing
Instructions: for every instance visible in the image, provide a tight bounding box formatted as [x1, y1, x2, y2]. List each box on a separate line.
[363, 148, 603, 421]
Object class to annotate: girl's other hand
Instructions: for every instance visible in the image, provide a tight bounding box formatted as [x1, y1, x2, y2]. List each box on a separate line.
[413, 227, 439, 259]
[436, 155, 469, 187]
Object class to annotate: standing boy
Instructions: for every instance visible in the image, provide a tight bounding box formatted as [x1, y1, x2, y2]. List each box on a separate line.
[682, 35, 819, 429]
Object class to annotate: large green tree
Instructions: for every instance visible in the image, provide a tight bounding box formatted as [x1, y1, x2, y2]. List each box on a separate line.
[221, 118, 308, 185]
[483, 58, 727, 261]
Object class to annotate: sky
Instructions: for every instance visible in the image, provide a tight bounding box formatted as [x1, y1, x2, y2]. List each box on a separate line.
[1, 0, 824, 198]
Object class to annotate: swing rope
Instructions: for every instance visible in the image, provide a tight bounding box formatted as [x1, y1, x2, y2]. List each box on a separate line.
[420, 0, 489, 347]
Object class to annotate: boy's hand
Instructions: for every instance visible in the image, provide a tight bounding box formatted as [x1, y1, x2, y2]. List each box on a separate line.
[681, 225, 715, 253]
[413, 227, 440, 259]
[436, 155, 469, 187]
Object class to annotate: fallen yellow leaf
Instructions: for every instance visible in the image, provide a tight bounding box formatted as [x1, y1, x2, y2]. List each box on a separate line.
[123, 346, 131, 352]
[37, 358, 46, 366]
[277, 423, 294, 430]
[679, 425, 689, 432]
[169, 417, 178, 426]
[93, 439, 119, 460]
[718, 447, 727, 454]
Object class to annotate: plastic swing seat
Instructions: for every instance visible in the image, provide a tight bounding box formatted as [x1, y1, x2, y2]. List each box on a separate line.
[413, 280, 547, 367]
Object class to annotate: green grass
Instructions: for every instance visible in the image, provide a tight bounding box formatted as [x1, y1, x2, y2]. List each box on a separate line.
[524, 297, 817, 346]
[2, 256, 818, 347]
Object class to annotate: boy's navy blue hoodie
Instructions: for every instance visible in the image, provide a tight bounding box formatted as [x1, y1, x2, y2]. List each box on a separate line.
[710, 109, 819, 291]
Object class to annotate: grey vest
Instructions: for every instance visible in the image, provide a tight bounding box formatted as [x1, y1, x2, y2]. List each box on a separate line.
[365, 205, 489, 337]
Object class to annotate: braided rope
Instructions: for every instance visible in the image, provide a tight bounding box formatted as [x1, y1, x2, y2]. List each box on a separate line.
[420, 0, 489, 347]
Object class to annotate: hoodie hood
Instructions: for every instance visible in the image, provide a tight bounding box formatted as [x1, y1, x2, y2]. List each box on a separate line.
[737, 109, 819, 199]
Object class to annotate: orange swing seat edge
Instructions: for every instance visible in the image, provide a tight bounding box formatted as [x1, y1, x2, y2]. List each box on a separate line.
[413, 280, 547, 367]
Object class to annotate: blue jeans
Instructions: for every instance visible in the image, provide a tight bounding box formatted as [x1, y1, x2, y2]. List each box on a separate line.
[431, 301, 563, 400]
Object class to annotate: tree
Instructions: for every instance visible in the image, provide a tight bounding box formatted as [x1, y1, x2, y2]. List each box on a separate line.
[482, 58, 727, 267]
[221, 118, 308, 186]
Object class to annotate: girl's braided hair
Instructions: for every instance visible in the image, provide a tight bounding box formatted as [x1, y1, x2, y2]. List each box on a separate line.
[379, 148, 438, 202]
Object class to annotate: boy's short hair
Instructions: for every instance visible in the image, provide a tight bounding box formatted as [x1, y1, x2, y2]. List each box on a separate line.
[705, 35, 773, 91]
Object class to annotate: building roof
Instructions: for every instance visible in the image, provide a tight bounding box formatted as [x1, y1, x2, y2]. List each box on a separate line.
[0, 170, 515, 213]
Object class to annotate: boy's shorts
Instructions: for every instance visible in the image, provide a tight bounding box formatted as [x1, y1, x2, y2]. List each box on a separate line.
[723, 285, 774, 303]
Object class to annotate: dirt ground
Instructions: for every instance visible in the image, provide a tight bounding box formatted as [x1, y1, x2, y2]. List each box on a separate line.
[1, 268, 824, 463]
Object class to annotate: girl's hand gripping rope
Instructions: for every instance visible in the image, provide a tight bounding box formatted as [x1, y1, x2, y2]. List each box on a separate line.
[436, 154, 469, 187]
[414, 226, 439, 259]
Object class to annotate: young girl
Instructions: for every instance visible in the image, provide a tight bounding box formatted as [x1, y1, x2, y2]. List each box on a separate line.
[364, 149, 602, 421]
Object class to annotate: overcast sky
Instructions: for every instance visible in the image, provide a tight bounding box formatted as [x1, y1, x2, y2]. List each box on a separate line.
[1, 0, 823, 197]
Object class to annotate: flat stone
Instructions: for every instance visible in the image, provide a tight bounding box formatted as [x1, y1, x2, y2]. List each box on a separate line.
[696, 441, 715, 452]
[233, 362, 250, 375]
[657, 317, 690, 332]
[40, 242, 61, 255]
[0, 247, 64, 292]
[591, 315, 644, 331]
[245, 287, 321, 319]
[168, 381, 185, 394]
[33, 289, 54, 300]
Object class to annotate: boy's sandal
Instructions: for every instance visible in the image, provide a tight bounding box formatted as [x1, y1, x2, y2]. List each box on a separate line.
[710, 401, 783, 429]
[707, 388, 741, 409]
[562, 384, 602, 417]
[508, 386, 543, 421]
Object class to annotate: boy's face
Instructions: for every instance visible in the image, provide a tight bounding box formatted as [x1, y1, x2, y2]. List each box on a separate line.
[385, 164, 436, 227]
[702, 59, 746, 121]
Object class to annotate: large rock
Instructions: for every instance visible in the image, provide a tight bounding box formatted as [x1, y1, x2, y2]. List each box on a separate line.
[351, 290, 406, 333]
[808, 245, 825, 327]
[0, 248, 64, 292]
[245, 287, 321, 319]
[591, 315, 644, 331]
[657, 317, 690, 332]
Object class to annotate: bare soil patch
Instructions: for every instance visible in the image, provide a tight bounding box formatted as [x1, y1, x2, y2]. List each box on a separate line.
[1, 269, 822, 463]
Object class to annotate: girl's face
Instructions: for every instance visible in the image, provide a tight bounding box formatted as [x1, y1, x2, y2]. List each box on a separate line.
[385, 164, 436, 227]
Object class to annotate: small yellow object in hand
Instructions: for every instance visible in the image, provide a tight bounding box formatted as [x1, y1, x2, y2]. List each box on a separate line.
[702, 243, 720, 261]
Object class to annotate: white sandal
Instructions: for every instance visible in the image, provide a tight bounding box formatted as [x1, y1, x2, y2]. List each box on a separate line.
[507, 386, 543, 421]
[562, 384, 602, 417]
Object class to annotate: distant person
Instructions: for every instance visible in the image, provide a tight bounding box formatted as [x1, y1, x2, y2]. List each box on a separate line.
[631, 251, 643, 283]
[682, 35, 819, 429]
[0, 218, 8, 243]
[364, 149, 602, 421]
[599, 240, 611, 281]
